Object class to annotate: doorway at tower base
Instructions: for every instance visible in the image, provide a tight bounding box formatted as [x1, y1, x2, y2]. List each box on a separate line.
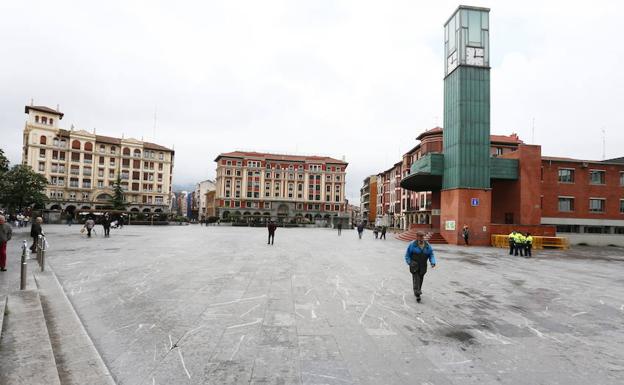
[440, 188, 492, 246]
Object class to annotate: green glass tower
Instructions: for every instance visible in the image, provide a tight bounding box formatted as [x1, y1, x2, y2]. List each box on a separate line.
[442, 6, 491, 189]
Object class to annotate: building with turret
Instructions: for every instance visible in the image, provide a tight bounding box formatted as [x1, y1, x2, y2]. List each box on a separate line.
[21, 104, 175, 215]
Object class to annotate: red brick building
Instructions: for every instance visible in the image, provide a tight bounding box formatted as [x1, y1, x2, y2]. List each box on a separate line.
[388, 127, 624, 245]
[214, 151, 348, 224]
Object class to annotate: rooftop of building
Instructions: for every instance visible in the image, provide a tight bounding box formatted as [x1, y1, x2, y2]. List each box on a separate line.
[215, 151, 348, 165]
[404, 127, 523, 156]
[542, 156, 624, 166]
[25, 105, 64, 118]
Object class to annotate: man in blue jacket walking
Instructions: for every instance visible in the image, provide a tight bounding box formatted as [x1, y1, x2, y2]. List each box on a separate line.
[404, 231, 436, 303]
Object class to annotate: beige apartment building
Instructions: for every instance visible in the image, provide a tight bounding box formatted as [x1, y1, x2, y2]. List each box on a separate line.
[21, 105, 175, 214]
[214, 151, 348, 223]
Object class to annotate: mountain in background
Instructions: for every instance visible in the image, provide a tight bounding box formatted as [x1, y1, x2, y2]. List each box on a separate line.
[172, 183, 196, 193]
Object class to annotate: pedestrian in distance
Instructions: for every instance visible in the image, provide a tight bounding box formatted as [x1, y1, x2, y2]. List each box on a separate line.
[404, 231, 436, 303]
[30, 217, 43, 253]
[267, 221, 277, 245]
[380, 226, 387, 240]
[524, 232, 533, 258]
[102, 214, 111, 237]
[0, 215, 13, 272]
[336, 222, 342, 236]
[462, 225, 470, 245]
[356, 222, 364, 239]
[118, 216, 124, 229]
[373, 226, 379, 239]
[84, 217, 96, 238]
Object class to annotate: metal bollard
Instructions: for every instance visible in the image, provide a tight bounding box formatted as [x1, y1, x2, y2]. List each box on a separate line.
[40, 235, 46, 272]
[36, 235, 42, 267]
[20, 241, 28, 290]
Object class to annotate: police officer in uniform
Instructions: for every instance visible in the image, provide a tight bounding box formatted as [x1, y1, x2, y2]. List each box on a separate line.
[404, 231, 436, 303]
[514, 232, 525, 256]
[508, 231, 516, 255]
[525, 233, 533, 257]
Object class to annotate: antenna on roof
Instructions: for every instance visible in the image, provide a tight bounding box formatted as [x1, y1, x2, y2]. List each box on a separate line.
[153, 105, 157, 141]
[70, 124, 74, 131]
[601, 127, 606, 160]
[56, 104, 60, 112]
[30, 98, 34, 106]
[531, 117, 535, 144]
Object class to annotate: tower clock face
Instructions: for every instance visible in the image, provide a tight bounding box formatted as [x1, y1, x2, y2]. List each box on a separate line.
[466, 47, 485, 66]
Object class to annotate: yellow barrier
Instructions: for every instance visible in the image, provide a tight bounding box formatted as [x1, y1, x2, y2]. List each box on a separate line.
[490, 235, 569, 250]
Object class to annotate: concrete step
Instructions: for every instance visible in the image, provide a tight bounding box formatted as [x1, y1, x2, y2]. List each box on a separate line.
[0, 290, 62, 385]
[34, 265, 116, 385]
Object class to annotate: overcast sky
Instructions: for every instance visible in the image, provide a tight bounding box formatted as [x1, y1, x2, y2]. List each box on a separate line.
[1, 0, 623, 204]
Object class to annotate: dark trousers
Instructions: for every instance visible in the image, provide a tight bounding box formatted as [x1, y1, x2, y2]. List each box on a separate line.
[87, 228, 92, 237]
[358, 231, 363, 239]
[514, 243, 523, 256]
[0, 241, 7, 269]
[104, 227, 110, 237]
[411, 271, 426, 296]
[464, 235, 469, 245]
[525, 244, 532, 257]
[30, 236, 38, 252]
[380, 232, 386, 239]
[337, 228, 341, 235]
[268, 233, 274, 244]
[509, 242, 514, 255]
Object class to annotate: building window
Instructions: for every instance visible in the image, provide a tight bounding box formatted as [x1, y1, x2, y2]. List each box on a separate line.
[39, 149, 46, 158]
[72, 140, 81, 150]
[585, 226, 607, 234]
[589, 198, 605, 213]
[40, 135, 47, 145]
[38, 162, 45, 172]
[41, 117, 48, 124]
[620, 199, 624, 214]
[495, 147, 503, 156]
[557, 169, 574, 183]
[133, 149, 141, 158]
[589, 170, 605, 185]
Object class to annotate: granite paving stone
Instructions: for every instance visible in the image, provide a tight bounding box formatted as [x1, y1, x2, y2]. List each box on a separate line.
[27, 224, 624, 385]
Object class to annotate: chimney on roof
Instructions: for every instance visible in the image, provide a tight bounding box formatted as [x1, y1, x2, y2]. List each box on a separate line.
[56, 104, 60, 112]
[30, 98, 34, 106]
[70, 124, 74, 131]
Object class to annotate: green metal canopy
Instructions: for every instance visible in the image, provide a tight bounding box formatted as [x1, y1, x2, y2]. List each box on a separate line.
[400, 153, 519, 192]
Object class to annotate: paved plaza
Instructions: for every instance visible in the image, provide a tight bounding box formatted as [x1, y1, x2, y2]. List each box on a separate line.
[15, 225, 624, 385]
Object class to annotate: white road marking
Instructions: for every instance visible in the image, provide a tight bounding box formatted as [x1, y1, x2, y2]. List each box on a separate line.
[177, 348, 191, 379]
[230, 335, 245, 360]
[227, 318, 263, 329]
[239, 304, 260, 318]
[302, 372, 352, 383]
[359, 293, 376, 324]
[445, 360, 472, 365]
[206, 294, 267, 308]
[571, 312, 587, 317]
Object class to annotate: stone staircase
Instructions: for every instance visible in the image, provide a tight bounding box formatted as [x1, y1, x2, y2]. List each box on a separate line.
[395, 228, 448, 244]
[0, 260, 116, 385]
